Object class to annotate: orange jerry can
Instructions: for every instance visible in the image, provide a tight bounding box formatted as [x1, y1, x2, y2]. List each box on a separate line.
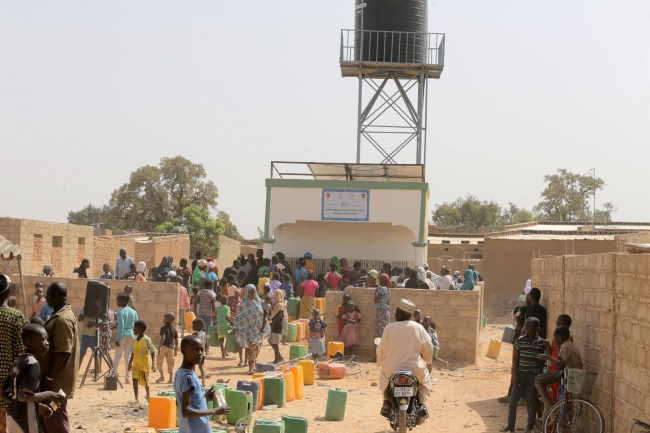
[327, 341, 344, 359]
[318, 362, 346, 379]
[148, 396, 176, 429]
[283, 371, 296, 402]
[252, 377, 265, 410]
[289, 365, 304, 399]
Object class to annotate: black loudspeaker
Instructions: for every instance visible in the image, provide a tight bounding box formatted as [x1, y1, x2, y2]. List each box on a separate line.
[82, 280, 110, 319]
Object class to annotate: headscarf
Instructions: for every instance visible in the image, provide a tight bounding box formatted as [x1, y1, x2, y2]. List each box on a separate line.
[330, 256, 342, 273]
[157, 256, 171, 281]
[458, 269, 475, 291]
[416, 267, 427, 282]
[453, 270, 461, 283]
[340, 258, 352, 275]
[233, 285, 264, 344]
[136, 261, 147, 274]
[524, 279, 532, 294]
[379, 273, 393, 288]
[271, 288, 285, 317]
[367, 269, 379, 280]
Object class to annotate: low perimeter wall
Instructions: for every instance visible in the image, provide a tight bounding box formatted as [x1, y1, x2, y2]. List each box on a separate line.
[325, 285, 482, 362]
[532, 253, 650, 433]
[9, 275, 180, 336]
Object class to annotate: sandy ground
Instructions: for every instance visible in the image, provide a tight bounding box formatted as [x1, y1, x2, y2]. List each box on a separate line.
[68, 325, 532, 433]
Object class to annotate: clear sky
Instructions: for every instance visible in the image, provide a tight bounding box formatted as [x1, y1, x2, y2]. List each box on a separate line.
[1, 1, 648, 238]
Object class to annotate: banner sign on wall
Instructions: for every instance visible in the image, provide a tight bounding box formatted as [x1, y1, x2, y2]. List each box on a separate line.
[321, 189, 370, 221]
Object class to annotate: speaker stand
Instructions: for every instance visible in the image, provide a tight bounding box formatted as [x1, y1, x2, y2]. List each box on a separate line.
[79, 319, 124, 389]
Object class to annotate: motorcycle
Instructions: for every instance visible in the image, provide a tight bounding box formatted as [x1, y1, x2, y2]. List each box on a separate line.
[385, 370, 428, 432]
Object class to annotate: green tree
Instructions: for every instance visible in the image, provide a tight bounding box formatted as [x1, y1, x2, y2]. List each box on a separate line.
[533, 169, 610, 221]
[155, 205, 225, 257]
[217, 210, 244, 241]
[431, 195, 503, 231]
[67, 204, 104, 228]
[102, 156, 219, 231]
[594, 202, 617, 223]
[502, 203, 536, 226]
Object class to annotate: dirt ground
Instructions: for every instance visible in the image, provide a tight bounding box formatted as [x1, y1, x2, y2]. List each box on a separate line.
[69, 325, 532, 433]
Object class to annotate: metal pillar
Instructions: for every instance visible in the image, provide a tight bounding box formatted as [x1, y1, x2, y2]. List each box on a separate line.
[355, 69, 429, 166]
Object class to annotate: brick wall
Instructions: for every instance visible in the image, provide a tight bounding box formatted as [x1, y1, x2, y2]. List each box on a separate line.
[532, 253, 650, 433]
[428, 243, 484, 260]
[216, 235, 241, 276]
[10, 275, 181, 336]
[325, 286, 482, 362]
[92, 236, 137, 278]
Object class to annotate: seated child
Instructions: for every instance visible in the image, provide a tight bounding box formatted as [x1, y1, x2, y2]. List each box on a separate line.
[215, 295, 232, 359]
[340, 301, 361, 356]
[128, 320, 157, 404]
[308, 308, 327, 358]
[0, 324, 66, 432]
[175, 335, 230, 433]
[535, 325, 583, 417]
[422, 316, 447, 370]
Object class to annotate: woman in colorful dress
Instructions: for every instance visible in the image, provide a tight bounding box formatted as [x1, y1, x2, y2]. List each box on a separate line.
[298, 270, 319, 319]
[374, 273, 392, 339]
[232, 285, 265, 375]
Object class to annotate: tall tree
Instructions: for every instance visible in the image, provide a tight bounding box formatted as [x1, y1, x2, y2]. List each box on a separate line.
[156, 205, 224, 257]
[217, 210, 244, 241]
[102, 156, 219, 231]
[431, 195, 504, 231]
[533, 169, 609, 221]
[502, 203, 536, 226]
[67, 204, 104, 227]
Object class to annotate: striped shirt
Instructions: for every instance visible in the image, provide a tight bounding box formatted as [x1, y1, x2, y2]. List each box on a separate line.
[197, 289, 216, 315]
[514, 334, 547, 372]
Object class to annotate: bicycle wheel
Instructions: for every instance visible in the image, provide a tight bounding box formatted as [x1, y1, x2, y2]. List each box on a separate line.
[544, 398, 604, 433]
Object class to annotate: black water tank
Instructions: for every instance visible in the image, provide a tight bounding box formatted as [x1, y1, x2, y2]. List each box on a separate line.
[354, 0, 428, 63]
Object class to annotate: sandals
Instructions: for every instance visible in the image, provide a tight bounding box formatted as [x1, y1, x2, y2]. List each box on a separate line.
[499, 428, 514, 432]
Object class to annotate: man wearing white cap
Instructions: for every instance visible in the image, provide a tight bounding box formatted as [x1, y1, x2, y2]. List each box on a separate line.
[376, 299, 433, 418]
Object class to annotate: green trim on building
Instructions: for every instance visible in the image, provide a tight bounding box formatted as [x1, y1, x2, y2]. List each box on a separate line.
[265, 178, 428, 191]
[411, 242, 428, 247]
[261, 238, 276, 244]
[264, 186, 271, 239]
[418, 189, 427, 243]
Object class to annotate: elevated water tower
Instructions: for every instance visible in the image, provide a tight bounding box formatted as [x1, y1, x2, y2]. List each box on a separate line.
[340, 0, 445, 165]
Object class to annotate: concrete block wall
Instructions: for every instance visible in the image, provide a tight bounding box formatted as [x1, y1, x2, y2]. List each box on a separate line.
[532, 253, 650, 433]
[216, 235, 241, 276]
[0, 218, 94, 276]
[92, 236, 137, 278]
[10, 275, 181, 338]
[325, 286, 482, 362]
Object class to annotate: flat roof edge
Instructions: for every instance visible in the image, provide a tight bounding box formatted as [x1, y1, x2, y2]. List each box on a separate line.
[265, 178, 428, 191]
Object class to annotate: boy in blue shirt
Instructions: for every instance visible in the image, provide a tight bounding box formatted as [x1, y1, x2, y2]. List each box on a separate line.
[175, 335, 230, 432]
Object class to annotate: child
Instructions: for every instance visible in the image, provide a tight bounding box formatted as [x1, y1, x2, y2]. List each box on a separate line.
[325, 263, 342, 290]
[196, 280, 217, 334]
[124, 284, 136, 310]
[262, 294, 272, 335]
[535, 324, 582, 418]
[268, 273, 281, 295]
[7, 296, 17, 309]
[0, 324, 67, 431]
[192, 318, 209, 386]
[178, 258, 192, 287]
[122, 263, 138, 280]
[336, 293, 360, 335]
[308, 308, 327, 358]
[339, 301, 361, 356]
[412, 309, 422, 325]
[500, 317, 547, 433]
[30, 316, 45, 326]
[279, 274, 294, 299]
[174, 335, 230, 433]
[100, 263, 114, 280]
[356, 268, 368, 287]
[156, 313, 179, 383]
[31, 282, 46, 319]
[268, 290, 285, 364]
[422, 316, 447, 370]
[215, 295, 232, 359]
[128, 320, 157, 405]
[113, 292, 138, 383]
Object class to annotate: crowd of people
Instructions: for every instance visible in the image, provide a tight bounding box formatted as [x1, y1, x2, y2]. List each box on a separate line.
[497, 286, 583, 433]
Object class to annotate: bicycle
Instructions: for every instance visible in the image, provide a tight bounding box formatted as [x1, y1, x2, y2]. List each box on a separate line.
[631, 419, 650, 433]
[542, 368, 604, 433]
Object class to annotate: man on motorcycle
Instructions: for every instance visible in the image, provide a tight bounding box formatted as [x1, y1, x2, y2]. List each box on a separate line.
[376, 299, 433, 418]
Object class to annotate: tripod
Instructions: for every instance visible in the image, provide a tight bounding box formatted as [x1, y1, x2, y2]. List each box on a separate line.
[79, 318, 123, 389]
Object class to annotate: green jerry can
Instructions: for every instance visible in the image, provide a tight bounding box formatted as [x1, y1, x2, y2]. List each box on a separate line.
[281, 415, 308, 433]
[287, 297, 301, 316]
[158, 429, 179, 433]
[286, 323, 298, 342]
[263, 376, 286, 408]
[226, 389, 253, 425]
[289, 344, 307, 360]
[325, 388, 348, 421]
[208, 324, 221, 347]
[253, 418, 285, 433]
[226, 329, 239, 353]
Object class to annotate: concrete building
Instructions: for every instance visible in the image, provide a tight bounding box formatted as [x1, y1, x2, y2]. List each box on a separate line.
[263, 162, 429, 266]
